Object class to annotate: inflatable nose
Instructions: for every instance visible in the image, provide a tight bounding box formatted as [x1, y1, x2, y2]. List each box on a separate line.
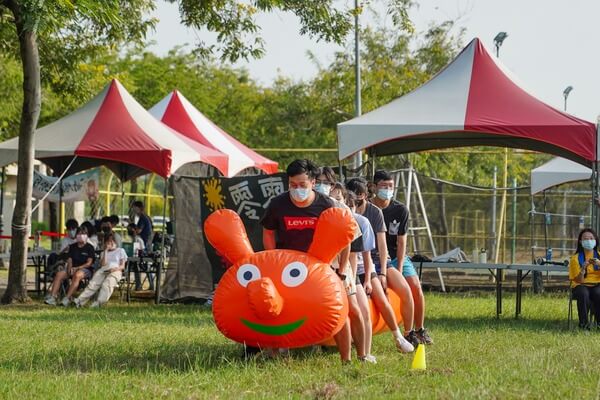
[247, 277, 284, 319]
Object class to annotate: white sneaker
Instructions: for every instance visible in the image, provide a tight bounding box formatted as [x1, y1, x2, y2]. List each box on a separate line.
[359, 354, 378, 364]
[90, 301, 100, 308]
[395, 336, 415, 353]
[61, 297, 71, 307]
[44, 295, 56, 306]
[73, 298, 82, 308]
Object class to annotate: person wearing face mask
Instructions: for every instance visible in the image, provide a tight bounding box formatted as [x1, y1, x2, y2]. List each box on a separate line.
[260, 159, 357, 363]
[60, 219, 80, 252]
[314, 166, 336, 197]
[371, 169, 433, 346]
[569, 228, 600, 329]
[74, 233, 127, 308]
[346, 177, 415, 353]
[44, 226, 96, 306]
[99, 216, 123, 249]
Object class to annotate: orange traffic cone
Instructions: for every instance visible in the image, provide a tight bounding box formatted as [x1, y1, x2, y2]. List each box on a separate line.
[410, 344, 426, 370]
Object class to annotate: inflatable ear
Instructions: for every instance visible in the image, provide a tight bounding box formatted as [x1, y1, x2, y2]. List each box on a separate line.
[308, 207, 356, 263]
[204, 209, 254, 264]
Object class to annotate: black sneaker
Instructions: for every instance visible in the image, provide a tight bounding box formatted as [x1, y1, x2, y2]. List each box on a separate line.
[404, 330, 421, 347]
[416, 328, 434, 345]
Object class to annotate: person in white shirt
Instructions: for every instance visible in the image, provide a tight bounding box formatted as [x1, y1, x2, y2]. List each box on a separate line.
[74, 233, 127, 308]
[59, 219, 79, 252]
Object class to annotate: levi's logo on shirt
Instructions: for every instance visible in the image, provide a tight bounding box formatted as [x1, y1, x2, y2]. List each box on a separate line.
[284, 216, 318, 230]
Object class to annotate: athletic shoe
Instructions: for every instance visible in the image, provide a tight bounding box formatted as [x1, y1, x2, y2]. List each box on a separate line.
[61, 297, 71, 307]
[405, 330, 421, 347]
[416, 328, 433, 345]
[359, 354, 378, 364]
[90, 301, 100, 308]
[395, 336, 415, 353]
[73, 298, 82, 308]
[44, 295, 57, 306]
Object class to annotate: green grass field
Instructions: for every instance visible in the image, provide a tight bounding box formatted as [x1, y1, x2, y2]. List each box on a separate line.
[0, 292, 598, 399]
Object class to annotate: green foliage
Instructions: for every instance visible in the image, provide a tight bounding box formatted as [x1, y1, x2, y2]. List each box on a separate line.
[1, 293, 598, 398]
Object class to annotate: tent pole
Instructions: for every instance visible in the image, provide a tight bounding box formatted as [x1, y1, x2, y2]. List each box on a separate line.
[155, 177, 168, 305]
[0, 167, 4, 236]
[593, 161, 599, 232]
[121, 170, 125, 229]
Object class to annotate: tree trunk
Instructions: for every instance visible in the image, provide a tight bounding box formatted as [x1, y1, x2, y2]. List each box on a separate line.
[2, 4, 41, 304]
[434, 180, 451, 252]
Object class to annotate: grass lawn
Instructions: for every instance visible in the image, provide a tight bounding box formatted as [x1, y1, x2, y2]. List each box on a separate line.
[0, 292, 598, 399]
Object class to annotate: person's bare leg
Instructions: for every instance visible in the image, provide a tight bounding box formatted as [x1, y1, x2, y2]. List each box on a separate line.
[348, 294, 366, 358]
[50, 271, 68, 297]
[406, 275, 425, 329]
[66, 270, 85, 298]
[355, 285, 372, 356]
[333, 320, 351, 362]
[386, 268, 414, 335]
[370, 278, 399, 331]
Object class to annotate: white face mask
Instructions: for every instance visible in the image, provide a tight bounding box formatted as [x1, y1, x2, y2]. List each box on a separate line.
[377, 188, 394, 201]
[76, 234, 88, 244]
[68, 229, 77, 239]
[582, 239, 596, 250]
[290, 188, 310, 203]
[314, 183, 331, 196]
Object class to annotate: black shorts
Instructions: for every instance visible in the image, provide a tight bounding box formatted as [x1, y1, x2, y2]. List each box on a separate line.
[357, 271, 377, 285]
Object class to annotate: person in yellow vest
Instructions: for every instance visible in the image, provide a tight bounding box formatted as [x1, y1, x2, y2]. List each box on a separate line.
[569, 228, 600, 329]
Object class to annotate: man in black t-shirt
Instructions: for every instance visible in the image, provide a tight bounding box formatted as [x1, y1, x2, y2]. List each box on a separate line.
[261, 159, 362, 362]
[372, 170, 433, 345]
[44, 226, 96, 306]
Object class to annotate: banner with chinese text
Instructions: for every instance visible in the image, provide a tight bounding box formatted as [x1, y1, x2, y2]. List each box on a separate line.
[199, 173, 287, 283]
[32, 169, 100, 203]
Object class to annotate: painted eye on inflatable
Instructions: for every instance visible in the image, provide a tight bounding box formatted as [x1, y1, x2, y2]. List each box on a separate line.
[236, 264, 261, 287]
[281, 262, 308, 287]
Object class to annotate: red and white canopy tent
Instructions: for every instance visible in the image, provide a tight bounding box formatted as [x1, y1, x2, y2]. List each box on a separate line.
[338, 37, 600, 227]
[149, 90, 278, 177]
[0, 79, 230, 304]
[0, 79, 229, 180]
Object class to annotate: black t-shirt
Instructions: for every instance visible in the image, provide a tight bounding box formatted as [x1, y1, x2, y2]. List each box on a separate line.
[359, 202, 386, 264]
[260, 191, 334, 252]
[67, 243, 96, 270]
[381, 200, 409, 260]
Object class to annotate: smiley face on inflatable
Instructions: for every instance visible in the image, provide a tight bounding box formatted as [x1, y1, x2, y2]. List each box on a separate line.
[204, 207, 356, 349]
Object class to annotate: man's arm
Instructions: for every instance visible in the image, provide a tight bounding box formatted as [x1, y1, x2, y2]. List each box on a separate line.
[263, 228, 276, 250]
[396, 234, 407, 274]
[338, 245, 350, 272]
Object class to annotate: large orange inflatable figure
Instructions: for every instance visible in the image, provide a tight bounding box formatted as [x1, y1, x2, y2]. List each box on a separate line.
[204, 207, 356, 349]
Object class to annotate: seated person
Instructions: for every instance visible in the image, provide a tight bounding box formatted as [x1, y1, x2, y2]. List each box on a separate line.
[98, 216, 122, 248]
[74, 233, 127, 308]
[81, 220, 99, 250]
[44, 226, 96, 306]
[569, 228, 600, 329]
[46, 219, 79, 275]
[127, 223, 153, 291]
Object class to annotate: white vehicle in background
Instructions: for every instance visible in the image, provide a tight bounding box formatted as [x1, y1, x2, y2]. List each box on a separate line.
[152, 216, 170, 230]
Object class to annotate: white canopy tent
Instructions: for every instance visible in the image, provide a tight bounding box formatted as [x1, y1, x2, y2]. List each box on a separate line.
[530, 157, 591, 194]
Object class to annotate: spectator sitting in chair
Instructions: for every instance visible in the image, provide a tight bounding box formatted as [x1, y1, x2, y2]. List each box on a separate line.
[81, 220, 99, 250]
[99, 216, 122, 248]
[44, 226, 96, 306]
[569, 228, 600, 329]
[74, 233, 127, 308]
[132, 201, 153, 249]
[46, 219, 79, 275]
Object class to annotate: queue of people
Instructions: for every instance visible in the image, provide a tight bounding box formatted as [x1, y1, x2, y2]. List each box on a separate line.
[259, 159, 433, 363]
[43, 201, 155, 307]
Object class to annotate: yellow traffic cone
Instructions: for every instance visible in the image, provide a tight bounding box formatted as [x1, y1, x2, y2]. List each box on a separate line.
[410, 344, 426, 370]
